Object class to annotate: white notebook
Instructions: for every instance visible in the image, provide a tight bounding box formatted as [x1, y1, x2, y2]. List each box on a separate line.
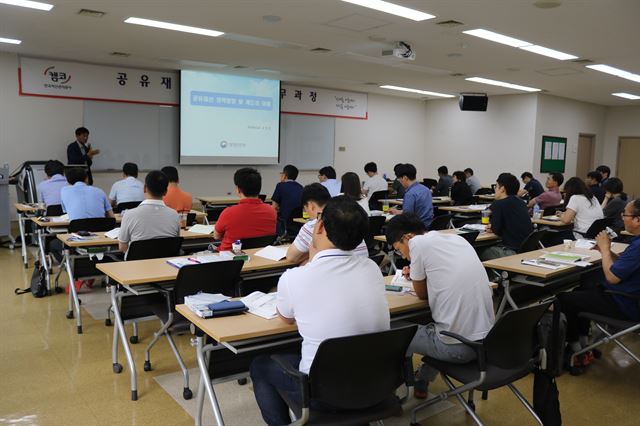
[255, 245, 288, 261]
[188, 224, 215, 235]
[105, 228, 120, 239]
[241, 291, 278, 320]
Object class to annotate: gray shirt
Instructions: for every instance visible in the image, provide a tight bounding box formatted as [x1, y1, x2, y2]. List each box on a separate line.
[467, 175, 482, 195]
[118, 199, 180, 254]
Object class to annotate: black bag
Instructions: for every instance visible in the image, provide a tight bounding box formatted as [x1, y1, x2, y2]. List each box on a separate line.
[533, 371, 562, 426]
[15, 260, 47, 298]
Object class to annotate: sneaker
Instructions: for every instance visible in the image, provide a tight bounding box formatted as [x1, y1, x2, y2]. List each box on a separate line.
[413, 369, 428, 399]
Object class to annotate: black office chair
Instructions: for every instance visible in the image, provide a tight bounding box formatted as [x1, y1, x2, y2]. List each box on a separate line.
[240, 234, 278, 249]
[127, 237, 183, 261]
[68, 217, 116, 233]
[543, 205, 564, 217]
[518, 229, 547, 253]
[369, 190, 389, 211]
[428, 214, 452, 231]
[45, 204, 63, 216]
[474, 187, 493, 196]
[186, 212, 197, 227]
[410, 302, 552, 426]
[458, 230, 480, 245]
[113, 201, 142, 213]
[206, 206, 227, 222]
[582, 217, 614, 239]
[273, 325, 417, 425]
[366, 215, 387, 254]
[281, 206, 303, 242]
[422, 178, 438, 191]
[258, 194, 267, 202]
[145, 261, 244, 400]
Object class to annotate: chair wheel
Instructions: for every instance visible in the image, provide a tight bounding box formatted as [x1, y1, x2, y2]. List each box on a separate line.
[130, 335, 139, 344]
[183, 387, 193, 400]
[66, 311, 74, 319]
[113, 363, 123, 374]
[105, 318, 112, 326]
[237, 378, 248, 385]
[143, 361, 152, 371]
[593, 348, 602, 359]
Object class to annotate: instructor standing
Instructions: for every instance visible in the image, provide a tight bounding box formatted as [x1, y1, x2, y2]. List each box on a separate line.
[67, 127, 100, 185]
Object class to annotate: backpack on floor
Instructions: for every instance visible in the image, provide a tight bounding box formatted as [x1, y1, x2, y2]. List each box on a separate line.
[15, 260, 47, 298]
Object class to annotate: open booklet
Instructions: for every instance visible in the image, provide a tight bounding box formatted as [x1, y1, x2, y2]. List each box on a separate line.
[105, 228, 120, 239]
[240, 291, 278, 320]
[188, 224, 215, 235]
[254, 245, 289, 261]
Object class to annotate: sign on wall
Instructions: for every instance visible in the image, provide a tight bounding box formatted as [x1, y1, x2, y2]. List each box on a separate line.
[540, 135, 567, 173]
[281, 84, 367, 119]
[18, 57, 179, 106]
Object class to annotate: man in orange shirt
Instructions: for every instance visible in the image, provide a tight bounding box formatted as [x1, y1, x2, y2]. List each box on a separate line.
[161, 166, 193, 212]
[214, 168, 276, 251]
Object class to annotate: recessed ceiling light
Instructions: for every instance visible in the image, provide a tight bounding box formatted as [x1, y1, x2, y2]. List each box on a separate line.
[465, 77, 541, 92]
[586, 64, 640, 83]
[380, 85, 454, 98]
[519, 44, 577, 60]
[0, 0, 53, 11]
[124, 17, 224, 37]
[463, 29, 531, 48]
[0, 37, 21, 44]
[612, 93, 640, 100]
[340, 0, 435, 21]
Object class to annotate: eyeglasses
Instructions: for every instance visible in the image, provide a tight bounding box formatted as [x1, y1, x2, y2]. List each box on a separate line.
[621, 213, 638, 218]
[317, 211, 323, 220]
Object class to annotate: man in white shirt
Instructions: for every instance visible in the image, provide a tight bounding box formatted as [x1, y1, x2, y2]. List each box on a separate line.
[464, 168, 482, 195]
[362, 162, 388, 196]
[385, 213, 494, 398]
[118, 170, 180, 258]
[317, 165, 341, 197]
[250, 196, 390, 425]
[286, 183, 369, 264]
[109, 162, 144, 208]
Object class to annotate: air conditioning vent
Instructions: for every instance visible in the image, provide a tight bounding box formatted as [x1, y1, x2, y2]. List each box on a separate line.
[110, 52, 131, 58]
[436, 20, 464, 27]
[310, 47, 332, 53]
[570, 58, 594, 64]
[78, 9, 106, 18]
[233, 65, 248, 69]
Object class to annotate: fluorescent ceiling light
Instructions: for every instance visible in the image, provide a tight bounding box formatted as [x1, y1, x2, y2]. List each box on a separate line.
[612, 93, 640, 100]
[519, 44, 577, 60]
[124, 17, 224, 37]
[341, 0, 434, 21]
[586, 64, 640, 83]
[465, 77, 541, 92]
[463, 29, 531, 48]
[0, 37, 22, 44]
[0, 0, 53, 11]
[380, 85, 454, 98]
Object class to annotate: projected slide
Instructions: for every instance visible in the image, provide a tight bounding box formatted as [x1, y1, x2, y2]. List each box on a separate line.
[180, 70, 281, 165]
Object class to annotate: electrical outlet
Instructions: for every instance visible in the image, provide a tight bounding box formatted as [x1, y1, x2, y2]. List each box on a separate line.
[338, 146, 346, 152]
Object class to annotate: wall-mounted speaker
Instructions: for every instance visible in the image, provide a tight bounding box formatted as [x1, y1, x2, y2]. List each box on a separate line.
[459, 93, 488, 111]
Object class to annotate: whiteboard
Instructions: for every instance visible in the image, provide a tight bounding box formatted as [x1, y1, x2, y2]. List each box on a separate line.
[279, 114, 335, 170]
[84, 101, 179, 171]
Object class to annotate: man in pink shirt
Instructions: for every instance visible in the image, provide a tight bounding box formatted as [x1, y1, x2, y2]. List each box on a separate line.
[528, 172, 564, 210]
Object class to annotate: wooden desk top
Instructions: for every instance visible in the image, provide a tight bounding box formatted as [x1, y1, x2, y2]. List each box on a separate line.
[96, 246, 296, 285]
[439, 205, 489, 213]
[482, 242, 628, 279]
[14, 203, 44, 213]
[175, 275, 428, 343]
[532, 216, 572, 228]
[197, 196, 271, 205]
[378, 197, 451, 206]
[622, 230, 633, 237]
[31, 214, 123, 228]
[477, 194, 496, 201]
[374, 228, 499, 244]
[57, 229, 213, 248]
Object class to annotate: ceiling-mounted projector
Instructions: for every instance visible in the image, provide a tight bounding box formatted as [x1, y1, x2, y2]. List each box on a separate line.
[382, 41, 416, 61]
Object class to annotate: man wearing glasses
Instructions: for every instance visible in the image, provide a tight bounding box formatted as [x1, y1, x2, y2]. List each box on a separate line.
[559, 199, 640, 372]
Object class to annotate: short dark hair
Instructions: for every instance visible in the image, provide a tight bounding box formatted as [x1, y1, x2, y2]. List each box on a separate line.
[437, 166, 448, 175]
[464, 168, 474, 175]
[586, 171, 602, 183]
[395, 163, 417, 180]
[364, 162, 377, 174]
[282, 164, 299, 180]
[393, 163, 403, 174]
[603, 177, 624, 196]
[320, 195, 368, 251]
[521, 172, 533, 180]
[341, 172, 363, 200]
[234, 167, 261, 197]
[496, 173, 520, 196]
[75, 127, 89, 136]
[385, 213, 427, 245]
[630, 199, 640, 217]
[44, 160, 64, 177]
[65, 167, 87, 185]
[122, 162, 138, 178]
[145, 170, 169, 198]
[596, 165, 611, 177]
[301, 183, 331, 207]
[452, 171, 466, 182]
[161, 166, 179, 183]
[318, 166, 336, 179]
[564, 177, 595, 206]
[549, 172, 564, 186]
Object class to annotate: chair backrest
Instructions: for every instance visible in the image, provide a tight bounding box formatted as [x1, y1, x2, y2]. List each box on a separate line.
[483, 302, 552, 370]
[114, 201, 142, 213]
[474, 187, 493, 196]
[458, 230, 479, 244]
[126, 237, 183, 261]
[174, 260, 244, 303]
[186, 212, 197, 227]
[584, 217, 614, 239]
[240, 234, 277, 249]
[366, 215, 387, 250]
[543, 205, 564, 217]
[206, 206, 226, 222]
[285, 206, 304, 237]
[368, 190, 389, 211]
[258, 194, 267, 202]
[428, 214, 452, 231]
[46, 204, 63, 216]
[518, 229, 547, 253]
[308, 325, 417, 409]
[422, 178, 437, 190]
[68, 217, 116, 233]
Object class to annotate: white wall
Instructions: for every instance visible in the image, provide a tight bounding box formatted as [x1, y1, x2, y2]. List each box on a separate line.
[603, 106, 640, 174]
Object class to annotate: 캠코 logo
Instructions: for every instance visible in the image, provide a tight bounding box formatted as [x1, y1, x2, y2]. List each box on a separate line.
[43, 66, 72, 90]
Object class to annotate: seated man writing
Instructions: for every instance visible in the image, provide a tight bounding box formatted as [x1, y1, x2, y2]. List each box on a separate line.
[385, 213, 494, 398]
[250, 196, 390, 425]
[60, 167, 114, 220]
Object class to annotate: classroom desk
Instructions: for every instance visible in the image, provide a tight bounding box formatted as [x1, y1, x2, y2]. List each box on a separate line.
[477, 194, 496, 201]
[176, 274, 428, 425]
[14, 202, 44, 267]
[438, 204, 490, 214]
[379, 196, 451, 206]
[622, 230, 632, 237]
[483, 242, 628, 316]
[532, 215, 573, 228]
[96, 247, 297, 400]
[374, 228, 499, 246]
[197, 196, 272, 206]
[294, 213, 394, 225]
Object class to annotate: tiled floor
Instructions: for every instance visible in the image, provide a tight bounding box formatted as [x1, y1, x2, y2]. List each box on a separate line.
[1, 243, 640, 425]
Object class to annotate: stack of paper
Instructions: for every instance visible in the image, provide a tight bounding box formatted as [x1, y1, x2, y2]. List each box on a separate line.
[189, 253, 234, 263]
[391, 270, 413, 288]
[255, 245, 288, 261]
[105, 228, 120, 239]
[166, 258, 197, 268]
[541, 252, 589, 265]
[70, 232, 97, 240]
[240, 291, 278, 319]
[575, 239, 595, 249]
[188, 224, 215, 235]
[184, 293, 231, 318]
[521, 259, 565, 270]
[468, 204, 490, 210]
[460, 224, 486, 232]
[51, 214, 69, 222]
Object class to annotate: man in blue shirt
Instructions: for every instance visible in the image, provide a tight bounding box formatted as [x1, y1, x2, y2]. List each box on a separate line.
[109, 162, 144, 207]
[60, 167, 114, 220]
[318, 166, 341, 197]
[558, 199, 640, 370]
[389, 163, 433, 228]
[271, 164, 303, 236]
[38, 160, 68, 208]
[519, 172, 544, 199]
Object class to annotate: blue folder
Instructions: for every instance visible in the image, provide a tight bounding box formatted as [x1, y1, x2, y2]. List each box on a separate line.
[207, 300, 248, 317]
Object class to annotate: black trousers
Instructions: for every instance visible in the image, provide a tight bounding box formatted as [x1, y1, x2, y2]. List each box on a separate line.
[558, 284, 629, 342]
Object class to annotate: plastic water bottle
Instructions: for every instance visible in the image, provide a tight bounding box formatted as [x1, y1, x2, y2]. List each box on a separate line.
[533, 203, 541, 220]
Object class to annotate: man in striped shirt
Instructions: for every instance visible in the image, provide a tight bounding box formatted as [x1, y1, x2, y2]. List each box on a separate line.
[286, 183, 368, 264]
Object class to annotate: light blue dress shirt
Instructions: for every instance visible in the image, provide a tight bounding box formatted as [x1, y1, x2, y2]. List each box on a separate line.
[37, 174, 68, 207]
[60, 182, 112, 220]
[321, 179, 342, 197]
[109, 176, 144, 205]
[403, 182, 434, 228]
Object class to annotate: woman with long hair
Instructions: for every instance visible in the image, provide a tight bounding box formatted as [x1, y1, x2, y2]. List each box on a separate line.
[341, 172, 370, 213]
[558, 177, 604, 239]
